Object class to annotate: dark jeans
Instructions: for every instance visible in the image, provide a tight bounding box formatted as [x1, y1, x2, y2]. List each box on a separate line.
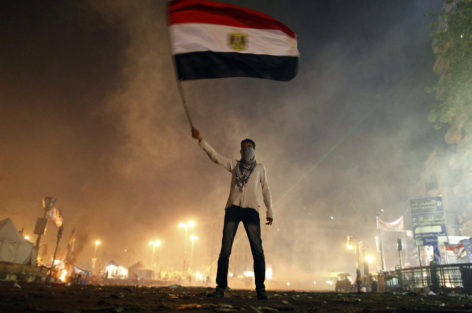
[216, 205, 266, 290]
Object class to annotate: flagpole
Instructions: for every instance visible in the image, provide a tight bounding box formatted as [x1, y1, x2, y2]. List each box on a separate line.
[379, 227, 386, 271]
[165, 7, 194, 130]
[376, 214, 386, 271]
[176, 79, 194, 128]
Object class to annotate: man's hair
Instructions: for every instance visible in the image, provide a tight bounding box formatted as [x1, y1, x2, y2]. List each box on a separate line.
[241, 138, 256, 149]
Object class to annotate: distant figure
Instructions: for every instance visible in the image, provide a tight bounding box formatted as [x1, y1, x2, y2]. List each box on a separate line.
[356, 268, 362, 293]
[192, 127, 273, 300]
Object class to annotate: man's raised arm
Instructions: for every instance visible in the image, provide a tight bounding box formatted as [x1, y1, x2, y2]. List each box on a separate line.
[192, 127, 235, 172]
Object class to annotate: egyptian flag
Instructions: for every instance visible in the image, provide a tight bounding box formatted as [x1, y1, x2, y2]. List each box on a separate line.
[168, 0, 299, 81]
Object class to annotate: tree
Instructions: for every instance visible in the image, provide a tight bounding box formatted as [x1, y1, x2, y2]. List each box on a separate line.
[428, 0, 472, 137]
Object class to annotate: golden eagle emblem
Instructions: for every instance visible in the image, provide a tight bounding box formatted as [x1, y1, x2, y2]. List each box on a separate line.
[229, 33, 247, 51]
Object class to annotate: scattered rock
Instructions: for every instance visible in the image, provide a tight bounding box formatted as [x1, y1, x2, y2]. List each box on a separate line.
[257, 306, 279, 312]
[219, 303, 234, 308]
[167, 284, 182, 289]
[176, 303, 203, 309]
[216, 303, 239, 312]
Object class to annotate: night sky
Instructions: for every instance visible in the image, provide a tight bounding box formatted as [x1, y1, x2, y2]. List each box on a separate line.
[0, 0, 445, 286]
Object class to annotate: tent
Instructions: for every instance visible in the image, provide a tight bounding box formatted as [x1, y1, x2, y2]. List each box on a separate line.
[0, 218, 36, 265]
[127, 261, 152, 280]
[105, 260, 128, 279]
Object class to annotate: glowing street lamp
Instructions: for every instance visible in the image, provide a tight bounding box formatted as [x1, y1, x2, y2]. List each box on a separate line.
[149, 240, 161, 268]
[92, 240, 101, 271]
[364, 254, 375, 277]
[346, 235, 363, 292]
[365, 255, 375, 264]
[345, 235, 354, 250]
[345, 236, 361, 268]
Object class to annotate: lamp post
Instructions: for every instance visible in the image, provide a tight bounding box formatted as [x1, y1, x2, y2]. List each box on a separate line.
[364, 254, 375, 275]
[92, 240, 101, 271]
[178, 220, 195, 272]
[189, 235, 199, 271]
[148, 240, 161, 268]
[346, 235, 363, 292]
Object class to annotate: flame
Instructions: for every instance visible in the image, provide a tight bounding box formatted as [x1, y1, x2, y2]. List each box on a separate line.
[59, 269, 68, 282]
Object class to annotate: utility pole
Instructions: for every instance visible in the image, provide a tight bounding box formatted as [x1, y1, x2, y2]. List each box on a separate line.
[397, 238, 403, 268]
[34, 197, 56, 264]
[378, 221, 386, 271]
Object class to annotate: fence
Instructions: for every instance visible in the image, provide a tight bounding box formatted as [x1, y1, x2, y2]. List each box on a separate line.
[379, 263, 472, 294]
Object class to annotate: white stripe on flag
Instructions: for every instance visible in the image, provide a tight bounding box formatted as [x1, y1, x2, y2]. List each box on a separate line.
[169, 23, 299, 56]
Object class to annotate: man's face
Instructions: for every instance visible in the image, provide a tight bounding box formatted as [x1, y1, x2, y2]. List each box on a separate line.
[241, 141, 255, 161]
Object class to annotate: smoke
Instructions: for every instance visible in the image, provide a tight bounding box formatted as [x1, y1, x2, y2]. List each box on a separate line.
[0, 0, 445, 289]
[64, 228, 89, 270]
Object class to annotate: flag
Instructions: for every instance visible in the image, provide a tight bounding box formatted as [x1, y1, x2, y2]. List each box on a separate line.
[461, 238, 472, 262]
[376, 215, 404, 232]
[167, 0, 299, 81]
[48, 207, 63, 228]
[445, 242, 467, 259]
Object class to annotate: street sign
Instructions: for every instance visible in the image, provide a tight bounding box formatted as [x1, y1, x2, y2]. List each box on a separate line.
[33, 217, 47, 235]
[410, 196, 447, 245]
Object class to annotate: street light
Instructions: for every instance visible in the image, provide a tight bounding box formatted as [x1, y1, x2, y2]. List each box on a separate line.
[92, 240, 101, 271]
[365, 255, 375, 264]
[364, 254, 375, 277]
[346, 235, 362, 292]
[178, 220, 196, 272]
[149, 240, 161, 268]
[345, 236, 361, 268]
[189, 235, 199, 271]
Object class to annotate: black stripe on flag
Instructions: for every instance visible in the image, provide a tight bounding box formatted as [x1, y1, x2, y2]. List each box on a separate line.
[174, 51, 298, 81]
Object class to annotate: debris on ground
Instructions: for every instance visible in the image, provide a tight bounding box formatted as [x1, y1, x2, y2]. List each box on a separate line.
[1, 282, 472, 313]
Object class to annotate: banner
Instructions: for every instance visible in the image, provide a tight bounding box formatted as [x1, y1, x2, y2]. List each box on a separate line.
[445, 242, 467, 259]
[423, 235, 441, 264]
[48, 207, 63, 228]
[376, 215, 404, 232]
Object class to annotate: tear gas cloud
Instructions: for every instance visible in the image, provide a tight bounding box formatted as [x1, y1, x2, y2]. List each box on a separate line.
[0, 0, 444, 289]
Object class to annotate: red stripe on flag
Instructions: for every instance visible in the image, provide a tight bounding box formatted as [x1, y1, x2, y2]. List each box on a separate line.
[168, 0, 296, 38]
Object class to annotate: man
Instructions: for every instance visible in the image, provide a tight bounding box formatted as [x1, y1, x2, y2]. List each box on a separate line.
[191, 127, 273, 300]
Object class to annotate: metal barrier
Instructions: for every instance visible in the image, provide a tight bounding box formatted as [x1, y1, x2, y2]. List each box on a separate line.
[379, 263, 472, 294]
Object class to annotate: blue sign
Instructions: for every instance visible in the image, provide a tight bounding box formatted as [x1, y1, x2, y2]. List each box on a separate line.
[410, 196, 447, 245]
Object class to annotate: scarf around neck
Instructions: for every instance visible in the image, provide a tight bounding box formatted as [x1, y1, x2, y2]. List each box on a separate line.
[235, 159, 256, 191]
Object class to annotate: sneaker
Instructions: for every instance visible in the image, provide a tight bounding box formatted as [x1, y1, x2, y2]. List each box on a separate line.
[256, 288, 268, 300]
[207, 287, 225, 298]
